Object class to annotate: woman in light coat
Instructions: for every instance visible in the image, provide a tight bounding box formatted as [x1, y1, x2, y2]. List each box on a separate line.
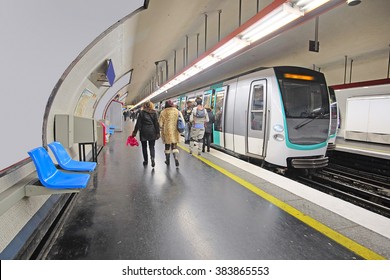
[158, 100, 184, 167]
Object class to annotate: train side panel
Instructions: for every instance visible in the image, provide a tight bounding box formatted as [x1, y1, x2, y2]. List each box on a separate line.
[233, 75, 251, 156]
[224, 79, 237, 152]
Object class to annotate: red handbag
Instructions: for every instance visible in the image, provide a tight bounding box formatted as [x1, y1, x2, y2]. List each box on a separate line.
[126, 136, 139, 147]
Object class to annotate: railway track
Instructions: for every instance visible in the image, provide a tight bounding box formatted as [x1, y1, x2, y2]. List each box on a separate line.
[294, 163, 390, 218]
[328, 151, 390, 177]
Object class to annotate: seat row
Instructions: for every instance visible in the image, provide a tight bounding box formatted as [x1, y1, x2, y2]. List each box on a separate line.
[28, 142, 96, 189]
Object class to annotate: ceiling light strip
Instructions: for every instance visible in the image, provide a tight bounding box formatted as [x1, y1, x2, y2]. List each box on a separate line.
[297, 0, 331, 13]
[240, 3, 303, 43]
[135, 0, 335, 107]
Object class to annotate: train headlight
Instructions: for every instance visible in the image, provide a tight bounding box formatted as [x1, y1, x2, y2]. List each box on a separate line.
[273, 134, 284, 141]
[273, 124, 284, 132]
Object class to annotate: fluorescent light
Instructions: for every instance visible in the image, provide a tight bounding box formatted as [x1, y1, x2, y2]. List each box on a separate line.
[241, 3, 303, 43]
[212, 37, 250, 60]
[296, 0, 330, 13]
[183, 66, 203, 77]
[194, 55, 221, 70]
[173, 75, 187, 83]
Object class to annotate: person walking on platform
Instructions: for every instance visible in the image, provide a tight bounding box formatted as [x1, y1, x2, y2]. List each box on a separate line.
[182, 100, 193, 144]
[159, 100, 184, 167]
[129, 110, 135, 121]
[189, 97, 209, 155]
[131, 101, 160, 167]
[123, 109, 129, 121]
[202, 105, 215, 152]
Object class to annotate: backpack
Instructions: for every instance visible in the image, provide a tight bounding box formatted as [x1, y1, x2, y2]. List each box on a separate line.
[194, 108, 206, 118]
[183, 109, 191, 122]
[177, 112, 185, 133]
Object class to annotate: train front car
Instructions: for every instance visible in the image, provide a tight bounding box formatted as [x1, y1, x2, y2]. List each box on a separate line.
[327, 86, 339, 151]
[266, 66, 330, 169]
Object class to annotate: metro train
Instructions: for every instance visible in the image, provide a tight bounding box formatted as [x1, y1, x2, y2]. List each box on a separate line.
[169, 66, 333, 170]
[331, 79, 390, 146]
[327, 87, 339, 150]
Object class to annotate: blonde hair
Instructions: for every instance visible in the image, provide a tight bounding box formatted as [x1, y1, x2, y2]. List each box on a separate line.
[143, 100, 154, 109]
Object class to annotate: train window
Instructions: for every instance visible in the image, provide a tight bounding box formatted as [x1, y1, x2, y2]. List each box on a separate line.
[214, 91, 225, 132]
[281, 82, 328, 118]
[251, 85, 264, 110]
[251, 112, 263, 130]
[211, 94, 215, 110]
[178, 98, 186, 111]
[250, 85, 264, 130]
[203, 93, 211, 108]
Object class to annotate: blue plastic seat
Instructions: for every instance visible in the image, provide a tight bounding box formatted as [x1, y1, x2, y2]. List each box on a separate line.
[48, 141, 97, 172]
[28, 147, 90, 189]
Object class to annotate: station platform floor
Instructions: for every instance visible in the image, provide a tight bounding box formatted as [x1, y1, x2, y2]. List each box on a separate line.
[335, 137, 390, 160]
[41, 122, 390, 260]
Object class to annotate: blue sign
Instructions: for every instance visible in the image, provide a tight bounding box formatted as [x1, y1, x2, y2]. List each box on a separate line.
[106, 59, 116, 86]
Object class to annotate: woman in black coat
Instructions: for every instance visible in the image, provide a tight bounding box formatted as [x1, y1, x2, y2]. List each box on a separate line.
[132, 101, 160, 167]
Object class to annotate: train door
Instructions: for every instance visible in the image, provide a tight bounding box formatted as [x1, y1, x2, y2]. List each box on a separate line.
[213, 87, 228, 148]
[247, 80, 267, 156]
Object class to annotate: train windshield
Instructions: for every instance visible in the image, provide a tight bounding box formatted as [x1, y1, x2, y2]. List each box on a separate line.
[275, 67, 330, 145]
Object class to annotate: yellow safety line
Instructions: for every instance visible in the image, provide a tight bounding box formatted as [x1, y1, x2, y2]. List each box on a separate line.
[178, 144, 386, 260]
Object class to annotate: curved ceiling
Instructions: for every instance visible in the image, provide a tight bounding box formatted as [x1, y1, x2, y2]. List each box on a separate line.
[126, 0, 390, 105]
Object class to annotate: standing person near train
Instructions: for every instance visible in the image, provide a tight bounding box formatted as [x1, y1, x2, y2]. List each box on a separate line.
[202, 105, 215, 152]
[189, 97, 209, 155]
[158, 100, 184, 167]
[131, 101, 160, 167]
[182, 100, 193, 144]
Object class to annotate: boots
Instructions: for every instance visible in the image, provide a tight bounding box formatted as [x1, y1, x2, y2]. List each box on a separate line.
[172, 149, 179, 167]
[151, 157, 155, 167]
[164, 152, 170, 165]
[189, 140, 193, 154]
[198, 141, 203, 156]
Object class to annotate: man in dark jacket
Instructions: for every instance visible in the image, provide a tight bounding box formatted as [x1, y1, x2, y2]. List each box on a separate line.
[182, 101, 193, 144]
[202, 105, 215, 152]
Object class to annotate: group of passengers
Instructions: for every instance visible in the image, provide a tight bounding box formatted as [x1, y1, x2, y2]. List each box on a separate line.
[123, 109, 136, 122]
[131, 97, 215, 168]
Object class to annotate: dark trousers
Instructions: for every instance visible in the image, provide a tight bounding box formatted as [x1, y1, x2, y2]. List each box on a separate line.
[203, 132, 212, 151]
[184, 123, 191, 143]
[141, 140, 155, 162]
